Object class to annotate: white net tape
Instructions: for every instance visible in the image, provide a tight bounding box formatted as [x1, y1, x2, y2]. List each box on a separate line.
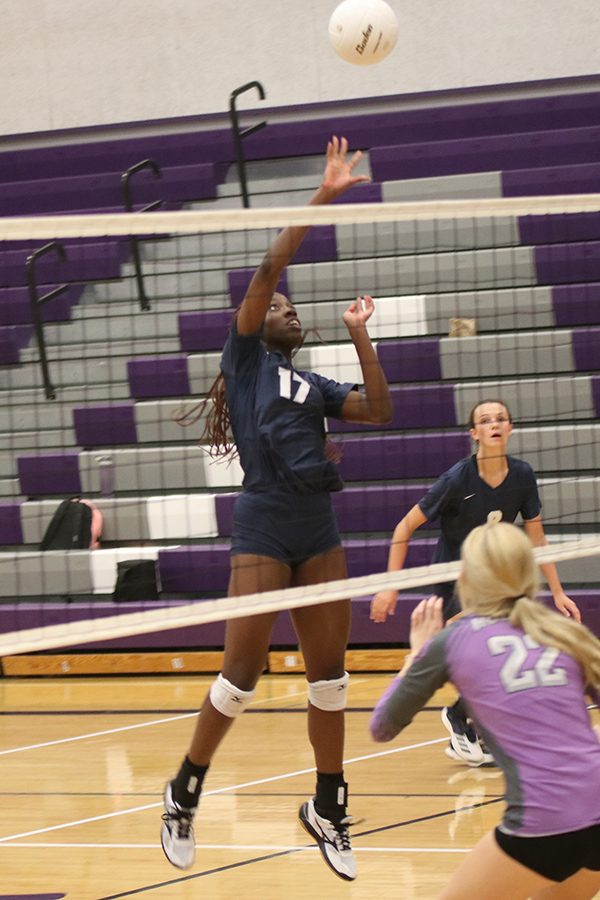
[3, 195, 600, 239]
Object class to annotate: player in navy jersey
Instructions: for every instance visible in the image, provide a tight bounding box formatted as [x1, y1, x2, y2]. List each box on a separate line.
[160, 137, 392, 881]
[371, 522, 600, 900]
[371, 400, 581, 765]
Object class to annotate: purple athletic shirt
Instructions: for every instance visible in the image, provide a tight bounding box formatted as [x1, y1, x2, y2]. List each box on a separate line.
[370, 615, 600, 837]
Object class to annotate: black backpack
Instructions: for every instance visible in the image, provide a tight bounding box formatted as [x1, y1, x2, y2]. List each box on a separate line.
[113, 559, 161, 602]
[40, 498, 93, 550]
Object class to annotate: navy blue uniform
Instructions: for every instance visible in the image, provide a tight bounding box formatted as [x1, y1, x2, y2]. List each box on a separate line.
[221, 323, 356, 565]
[418, 454, 542, 617]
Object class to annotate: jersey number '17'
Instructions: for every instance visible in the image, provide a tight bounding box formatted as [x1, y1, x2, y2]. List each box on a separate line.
[278, 366, 310, 405]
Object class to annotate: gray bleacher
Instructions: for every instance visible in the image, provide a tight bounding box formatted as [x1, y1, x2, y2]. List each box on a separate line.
[1, 92, 599, 624]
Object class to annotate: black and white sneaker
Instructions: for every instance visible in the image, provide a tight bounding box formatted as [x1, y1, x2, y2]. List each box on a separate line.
[441, 706, 486, 766]
[299, 797, 356, 881]
[161, 782, 196, 869]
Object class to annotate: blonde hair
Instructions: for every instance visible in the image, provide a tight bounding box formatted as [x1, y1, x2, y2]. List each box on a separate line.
[458, 522, 600, 691]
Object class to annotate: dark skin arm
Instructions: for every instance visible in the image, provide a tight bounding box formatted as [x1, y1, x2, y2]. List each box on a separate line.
[237, 136, 369, 337]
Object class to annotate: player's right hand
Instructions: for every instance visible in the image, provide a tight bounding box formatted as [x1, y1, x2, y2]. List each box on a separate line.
[370, 590, 398, 622]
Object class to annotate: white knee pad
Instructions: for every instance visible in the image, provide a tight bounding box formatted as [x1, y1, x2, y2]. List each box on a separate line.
[209, 673, 256, 718]
[307, 672, 349, 711]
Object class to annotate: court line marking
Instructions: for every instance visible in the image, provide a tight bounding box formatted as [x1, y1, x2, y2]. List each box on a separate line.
[0, 737, 447, 844]
[0, 841, 470, 853]
[0, 682, 352, 757]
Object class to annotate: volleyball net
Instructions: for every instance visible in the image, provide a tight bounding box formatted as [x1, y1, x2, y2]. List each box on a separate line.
[1, 195, 599, 657]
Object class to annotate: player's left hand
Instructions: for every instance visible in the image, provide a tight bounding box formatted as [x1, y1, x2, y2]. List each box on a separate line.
[553, 590, 581, 623]
[409, 595, 443, 655]
[343, 295, 375, 330]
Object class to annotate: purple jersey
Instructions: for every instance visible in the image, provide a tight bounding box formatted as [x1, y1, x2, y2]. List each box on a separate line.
[371, 615, 600, 837]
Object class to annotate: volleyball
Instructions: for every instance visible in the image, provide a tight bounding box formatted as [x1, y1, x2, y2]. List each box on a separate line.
[328, 0, 399, 66]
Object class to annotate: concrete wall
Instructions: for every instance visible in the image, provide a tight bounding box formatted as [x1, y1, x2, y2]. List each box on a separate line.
[1, 0, 599, 135]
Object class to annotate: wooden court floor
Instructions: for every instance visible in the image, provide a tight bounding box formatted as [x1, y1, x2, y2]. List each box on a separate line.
[0, 674, 598, 899]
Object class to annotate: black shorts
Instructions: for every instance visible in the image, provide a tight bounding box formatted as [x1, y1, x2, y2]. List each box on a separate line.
[230, 490, 341, 568]
[495, 823, 600, 882]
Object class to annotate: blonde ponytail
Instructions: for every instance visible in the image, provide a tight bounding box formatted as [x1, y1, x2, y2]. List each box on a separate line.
[509, 594, 600, 691]
[459, 522, 600, 692]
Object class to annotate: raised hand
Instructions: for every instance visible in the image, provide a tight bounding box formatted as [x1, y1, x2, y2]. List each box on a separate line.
[343, 295, 375, 331]
[409, 596, 444, 655]
[321, 135, 370, 197]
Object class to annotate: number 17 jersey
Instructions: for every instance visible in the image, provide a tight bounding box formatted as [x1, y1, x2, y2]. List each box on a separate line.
[221, 324, 356, 494]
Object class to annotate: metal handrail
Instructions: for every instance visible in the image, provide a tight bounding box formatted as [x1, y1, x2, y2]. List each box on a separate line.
[26, 241, 69, 400]
[121, 158, 162, 310]
[228, 81, 267, 208]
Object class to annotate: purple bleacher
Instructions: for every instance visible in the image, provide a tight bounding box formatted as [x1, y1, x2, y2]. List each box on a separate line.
[18, 452, 81, 496]
[0, 284, 81, 326]
[0, 242, 127, 289]
[332, 485, 431, 532]
[2, 91, 600, 184]
[0, 163, 217, 216]
[158, 545, 231, 592]
[0, 325, 31, 364]
[0, 502, 23, 545]
[377, 339, 442, 383]
[229, 270, 289, 307]
[73, 403, 138, 448]
[293, 226, 338, 263]
[226, 227, 340, 305]
[0, 597, 414, 649]
[158, 538, 439, 592]
[344, 538, 436, 577]
[503, 162, 600, 197]
[179, 309, 234, 352]
[0, 588, 600, 650]
[244, 95, 600, 163]
[592, 377, 600, 416]
[333, 183, 383, 204]
[369, 126, 600, 183]
[214, 485, 436, 538]
[572, 328, 600, 371]
[339, 432, 470, 482]
[519, 212, 600, 246]
[127, 356, 190, 399]
[552, 284, 600, 326]
[329, 384, 457, 433]
[2, 590, 599, 652]
[535, 242, 600, 285]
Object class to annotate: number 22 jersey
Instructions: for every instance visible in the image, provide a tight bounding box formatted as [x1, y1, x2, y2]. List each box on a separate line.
[370, 615, 600, 837]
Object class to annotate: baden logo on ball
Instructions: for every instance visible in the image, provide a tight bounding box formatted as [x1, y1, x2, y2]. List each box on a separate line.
[329, 0, 399, 66]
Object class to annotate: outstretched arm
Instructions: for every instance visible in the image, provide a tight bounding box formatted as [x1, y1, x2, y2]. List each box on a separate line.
[340, 295, 393, 425]
[523, 517, 582, 622]
[370, 596, 445, 742]
[237, 136, 370, 336]
[370, 504, 429, 622]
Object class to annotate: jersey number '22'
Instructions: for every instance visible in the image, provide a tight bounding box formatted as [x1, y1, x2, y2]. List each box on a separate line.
[487, 634, 569, 693]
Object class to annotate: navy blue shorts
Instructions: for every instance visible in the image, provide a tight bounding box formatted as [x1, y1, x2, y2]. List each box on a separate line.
[230, 490, 341, 568]
[426, 580, 459, 622]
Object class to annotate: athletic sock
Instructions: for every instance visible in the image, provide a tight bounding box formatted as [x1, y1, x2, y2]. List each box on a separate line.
[451, 697, 469, 720]
[315, 771, 347, 822]
[171, 756, 209, 809]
